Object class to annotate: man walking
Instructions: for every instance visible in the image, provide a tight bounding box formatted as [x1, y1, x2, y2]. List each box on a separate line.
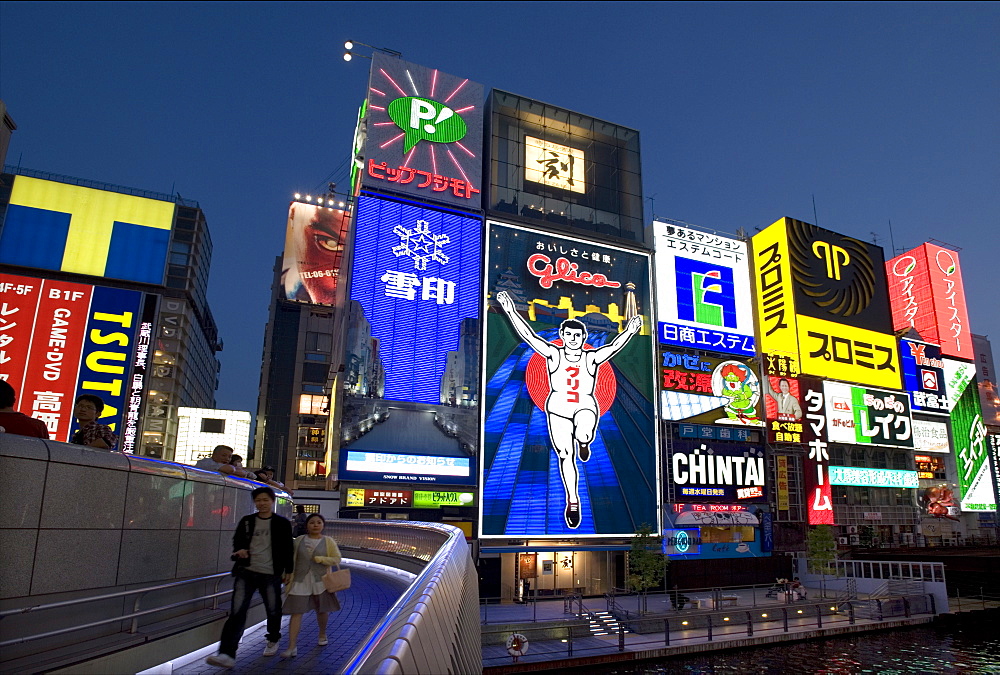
[207, 487, 294, 668]
[496, 290, 642, 529]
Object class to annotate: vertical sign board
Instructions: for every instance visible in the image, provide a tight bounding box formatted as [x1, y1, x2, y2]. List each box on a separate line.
[362, 53, 484, 210]
[339, 195, 482, 483]
[281, 202, 351, 306]
[887, 243, 974, 360]
[751, 218, 901, 389]
[652, 221, 756, 358]
[480, 221, 658, 537]
[949, 373, 995, 512]
[0, 272, 144, 443]
[801, 377, 834, 525]
[989, 434, 1000, 522]
[776, 455, 790, 511]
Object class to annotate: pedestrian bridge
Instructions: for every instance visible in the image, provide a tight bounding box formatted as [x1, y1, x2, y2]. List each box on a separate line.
[0, 435, 480, 674]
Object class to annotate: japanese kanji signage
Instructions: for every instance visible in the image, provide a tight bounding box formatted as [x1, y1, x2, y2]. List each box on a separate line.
[340, 195, 482, 480]
[653, 221, 756, 358]
[751, 218, 901, 389]
[362, 53, 483, 209]
[0, 272, 147, 444]
[912, 418, 950, 454]
[524, 136, 585, 194]
[887, 243, 974, 360]
[827, 466, 919, 488]
[900, 339, 950, 415]
[823, 381, 914, 449]
[776, 455, 790, 511]
[480, 221, 658, 537]
[659, 348, 764, 427]
[802, 378, 835, 525]
[949, 372, 995, 512]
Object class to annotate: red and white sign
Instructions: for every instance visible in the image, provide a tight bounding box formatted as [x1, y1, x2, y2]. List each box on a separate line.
[0, 275, 43, 395]
[887, 243, 973, 359]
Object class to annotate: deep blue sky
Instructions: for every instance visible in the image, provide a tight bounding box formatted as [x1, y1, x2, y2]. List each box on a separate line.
[2, 2, 997, 414]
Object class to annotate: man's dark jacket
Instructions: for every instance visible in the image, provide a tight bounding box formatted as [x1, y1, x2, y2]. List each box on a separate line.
[231, 513, 294, 576]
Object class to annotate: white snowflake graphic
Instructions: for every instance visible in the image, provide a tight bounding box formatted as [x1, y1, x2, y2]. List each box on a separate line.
[392, 219, 450, 271]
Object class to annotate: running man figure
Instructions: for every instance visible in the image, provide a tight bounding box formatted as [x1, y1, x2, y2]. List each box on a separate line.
[496, 291, 642, 528]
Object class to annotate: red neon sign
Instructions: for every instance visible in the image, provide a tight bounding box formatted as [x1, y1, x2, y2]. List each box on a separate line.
[527, 254, 622, 290]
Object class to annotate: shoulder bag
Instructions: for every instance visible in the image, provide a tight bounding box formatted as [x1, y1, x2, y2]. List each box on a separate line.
[321, 537, 351, 592]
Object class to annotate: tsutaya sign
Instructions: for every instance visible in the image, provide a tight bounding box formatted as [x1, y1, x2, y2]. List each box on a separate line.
[751, 217, 901, 389]
[886, 243, 974, 360]
[362, 53, 484, 209]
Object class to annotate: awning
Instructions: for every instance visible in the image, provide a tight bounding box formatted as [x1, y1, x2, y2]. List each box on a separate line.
[674, 511, 760, 526]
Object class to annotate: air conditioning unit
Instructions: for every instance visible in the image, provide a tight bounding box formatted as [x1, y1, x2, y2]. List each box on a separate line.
[358, 512, 382, 520]
[847, 525, 859, 534]
[849, 535, 860, 545]
[838, 537, 849, 545]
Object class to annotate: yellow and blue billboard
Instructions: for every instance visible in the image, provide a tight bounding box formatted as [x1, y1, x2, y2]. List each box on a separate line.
[0, 176, 175, 285]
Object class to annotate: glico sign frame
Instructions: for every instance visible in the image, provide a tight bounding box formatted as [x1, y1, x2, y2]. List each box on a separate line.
[751, 217, 900, 389]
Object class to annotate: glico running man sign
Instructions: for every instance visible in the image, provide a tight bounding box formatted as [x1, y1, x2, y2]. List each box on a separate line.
[479, 221, 659, 537]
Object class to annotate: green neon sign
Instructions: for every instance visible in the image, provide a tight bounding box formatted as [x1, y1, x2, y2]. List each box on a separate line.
[387, 97, 467, 153]
[412, 491, 475, 509]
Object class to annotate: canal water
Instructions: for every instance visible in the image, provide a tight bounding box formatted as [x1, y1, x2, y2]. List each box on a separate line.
[600, 617, 1000, 673]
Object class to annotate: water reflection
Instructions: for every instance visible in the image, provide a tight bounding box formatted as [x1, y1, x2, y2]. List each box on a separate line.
[602, 620, 1000, 674]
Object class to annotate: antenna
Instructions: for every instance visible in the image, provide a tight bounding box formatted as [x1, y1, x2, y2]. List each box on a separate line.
[888, 219, 897, 256]
[812, 194, 819, 226]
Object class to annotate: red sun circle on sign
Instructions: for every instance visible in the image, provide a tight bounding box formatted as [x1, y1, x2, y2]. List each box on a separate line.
[524, 339, 617, 415]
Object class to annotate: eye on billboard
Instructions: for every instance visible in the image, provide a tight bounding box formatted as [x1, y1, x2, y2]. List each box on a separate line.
[659, 349, 764, 427]
[361, 53, 484, 210]
[653, 222, 756, 358]
[949, 373, 995, 512]
[281, 202, 350, 305]
[340, 195, 482, 482]
[887, 243, 974, 359]
[480, 221, 658, 537]
[751, 217, 901, 389]
[0, 175, 175, 285]
[823, 381, 914, 448]
[0, 272, 149, 444]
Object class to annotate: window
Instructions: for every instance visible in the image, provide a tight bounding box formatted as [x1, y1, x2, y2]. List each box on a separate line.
[302, 384, 324, 394]
[305, 353, 327, 362]
[298, 394, 329, 415]
[302, 362, 329, 383]
[305, 332, 333, 353]
[201, 418, 225, 433]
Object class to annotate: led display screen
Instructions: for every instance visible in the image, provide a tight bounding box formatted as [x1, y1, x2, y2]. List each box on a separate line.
[653, 221, 755, 358]
[669, 438, 767, 502]
[361, 53, 484, 209]
[900, 339, 949, 415]
[280, 202, 350, 305]
[827, 466, 920, 488]
[887, 243, 974, 359]
[480, 221, 658, 537]
[949, 373, 995, 512]
[0, 175, 175, 284]
[751, 217, 901, 389]
[340, 195, 482, 482]
[0, 272, 150, 444]
[659, 348, 764, 427]
[338, 450, 474, 485]
[823, 381, 914, 448]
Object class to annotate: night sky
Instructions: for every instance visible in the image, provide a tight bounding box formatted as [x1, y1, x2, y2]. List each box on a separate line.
[2, 2, 997, 417]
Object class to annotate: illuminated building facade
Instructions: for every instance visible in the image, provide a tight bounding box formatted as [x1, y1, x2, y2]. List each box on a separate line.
[0, 167, 222, 457]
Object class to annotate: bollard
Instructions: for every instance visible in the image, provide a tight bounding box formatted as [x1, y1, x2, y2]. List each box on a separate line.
[664, 618, 670, 646]
[816, 604, 823, 628]
[568, 626, 573, 657]
[903, 597, 910, 618]
[782, 607, 789, 632]
[746, 612, 753, 637]
[876, 599, 883, 621]
[707, 615, 713, 642]
[618, 622, 625, 652]
[848, 601, 855, 625]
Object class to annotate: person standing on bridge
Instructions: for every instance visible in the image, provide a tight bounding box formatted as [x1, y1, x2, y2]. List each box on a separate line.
[207, 487, 294, 669]
[280, 513, 342, 658]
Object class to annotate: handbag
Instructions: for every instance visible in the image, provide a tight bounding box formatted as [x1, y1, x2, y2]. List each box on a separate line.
[322, 564, 351, 593]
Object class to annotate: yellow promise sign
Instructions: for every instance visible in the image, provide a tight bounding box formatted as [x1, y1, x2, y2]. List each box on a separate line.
[796, 315, 902, 389]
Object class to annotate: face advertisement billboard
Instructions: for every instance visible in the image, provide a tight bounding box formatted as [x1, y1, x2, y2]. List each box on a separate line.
[887, 243, 974, 359]
[751, 218, 900, 389]
[339, 194, 482, 485]
[362, 53, 484, 210]
[480, 221, 658, 537]
[659, 349, 764, 426]
[764, 375, 805, 444]
[669, 438, 767, 502]
[823, 381, 914, 448]
[900, 339, 949, 415]
[949, 373, 995, 512]
[280, 202, 350, 305]
[0, 272, 150, 444]
[652, 222, 755, 358]
[0, 175, 175, 285]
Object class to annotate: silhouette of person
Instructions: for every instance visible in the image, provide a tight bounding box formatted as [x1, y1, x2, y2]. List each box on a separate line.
[496, 290, 642, 529]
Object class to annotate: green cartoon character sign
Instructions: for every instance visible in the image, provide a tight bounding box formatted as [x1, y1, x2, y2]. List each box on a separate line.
[712, 361, 762, 425]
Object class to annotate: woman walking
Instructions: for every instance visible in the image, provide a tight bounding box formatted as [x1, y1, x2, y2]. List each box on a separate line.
[281, 514, 342, 657]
